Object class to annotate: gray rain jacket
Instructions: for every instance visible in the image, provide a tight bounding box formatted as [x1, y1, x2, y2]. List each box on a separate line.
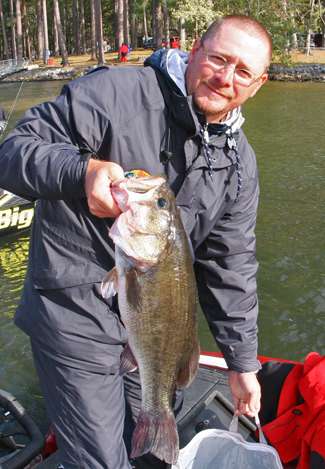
[0, 49, 260, 373]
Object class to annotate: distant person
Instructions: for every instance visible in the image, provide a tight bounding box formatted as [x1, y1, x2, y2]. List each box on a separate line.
[170, 36, 180, 49]
[119, 43, 129, 62]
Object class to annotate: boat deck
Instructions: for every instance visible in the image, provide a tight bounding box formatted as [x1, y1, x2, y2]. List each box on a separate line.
[38, 366, 256, 468]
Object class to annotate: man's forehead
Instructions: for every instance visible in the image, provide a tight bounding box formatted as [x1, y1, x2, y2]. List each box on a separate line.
[204, 23, 269, 67]
[207, 22, 266, 46]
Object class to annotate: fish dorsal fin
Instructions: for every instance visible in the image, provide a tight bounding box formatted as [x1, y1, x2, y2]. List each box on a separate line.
[101, 267, 118, 298]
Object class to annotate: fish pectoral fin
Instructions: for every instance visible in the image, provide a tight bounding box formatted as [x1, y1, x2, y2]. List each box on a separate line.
[176, 341, 200, 389]
[119, 343, 138, 374]
[101, 267, 118, 298]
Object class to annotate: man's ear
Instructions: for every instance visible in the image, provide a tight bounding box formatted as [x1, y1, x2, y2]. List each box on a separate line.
[250, 73, 268, 98]
[188, 38, 202, 64]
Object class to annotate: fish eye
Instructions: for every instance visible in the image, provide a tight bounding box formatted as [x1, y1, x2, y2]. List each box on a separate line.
[124, 171, 136, 179]
[157, 197, 168, 209]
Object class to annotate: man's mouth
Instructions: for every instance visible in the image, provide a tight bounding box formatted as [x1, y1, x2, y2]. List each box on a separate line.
[204, 82, 232, 99]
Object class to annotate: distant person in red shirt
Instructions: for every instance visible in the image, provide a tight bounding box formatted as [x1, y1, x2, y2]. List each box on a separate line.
[119, 43, 129, 62]
[170, 36, 180, 49]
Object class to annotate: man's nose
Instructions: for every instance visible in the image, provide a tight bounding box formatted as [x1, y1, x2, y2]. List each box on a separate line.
[214, 63, 236, 86]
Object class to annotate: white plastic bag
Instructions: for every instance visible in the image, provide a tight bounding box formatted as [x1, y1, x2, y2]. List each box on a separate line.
[172, 415, 283, 469]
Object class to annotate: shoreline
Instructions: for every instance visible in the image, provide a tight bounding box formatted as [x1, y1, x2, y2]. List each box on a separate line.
[1, 62, 325, 83]
[269, 63, 325, 81]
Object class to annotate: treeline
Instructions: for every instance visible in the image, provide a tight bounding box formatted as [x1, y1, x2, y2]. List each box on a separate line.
[0, 0, 325, 65]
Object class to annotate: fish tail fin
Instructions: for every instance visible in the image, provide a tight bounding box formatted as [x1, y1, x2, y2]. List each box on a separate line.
[131, 409, 179, 465]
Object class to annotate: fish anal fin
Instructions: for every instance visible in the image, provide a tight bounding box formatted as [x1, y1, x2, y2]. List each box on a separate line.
[101, 267, 118, 299]
[131, 409, 179, 465]
[176, 341, 200, 389]
[120, 343, 138, 375]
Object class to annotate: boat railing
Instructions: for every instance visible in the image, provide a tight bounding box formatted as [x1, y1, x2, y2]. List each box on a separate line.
[0, 58, 30, 77]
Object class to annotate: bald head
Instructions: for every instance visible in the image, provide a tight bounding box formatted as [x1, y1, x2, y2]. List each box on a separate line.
[202, 15, 272, 68]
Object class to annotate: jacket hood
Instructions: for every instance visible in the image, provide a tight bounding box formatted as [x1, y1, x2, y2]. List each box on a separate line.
[145, 48, 245, 134]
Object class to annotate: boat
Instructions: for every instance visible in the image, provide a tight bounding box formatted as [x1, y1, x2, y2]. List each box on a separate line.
[0, 389, 44, 469]
[0, 351, 300, 469]
[0, 190, 34, 237]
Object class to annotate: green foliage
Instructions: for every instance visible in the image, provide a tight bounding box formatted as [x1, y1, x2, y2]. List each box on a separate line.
[170, 0, 219, 36]
[1, 0, 325, 62]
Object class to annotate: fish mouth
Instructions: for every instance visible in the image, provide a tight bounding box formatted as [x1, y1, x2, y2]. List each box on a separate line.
[110, 175, 175, 268]
[109, 220, 161, 268]
[111, 176, 166, 212]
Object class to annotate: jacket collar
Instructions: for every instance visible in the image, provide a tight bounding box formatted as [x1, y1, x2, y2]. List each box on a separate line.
[145, 48, 245, 137]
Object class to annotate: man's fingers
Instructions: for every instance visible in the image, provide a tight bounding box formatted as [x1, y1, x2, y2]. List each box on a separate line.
[228, 370, 261, 418]
[85, 160, 124, 218]
[88, 194, 121, 218]
[235, 399, 250, 416]
[106, 162, 125, 181]
[248, 393, 261, 416]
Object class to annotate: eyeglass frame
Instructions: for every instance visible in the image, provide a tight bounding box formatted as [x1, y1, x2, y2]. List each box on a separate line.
[200, 43, 267, 87]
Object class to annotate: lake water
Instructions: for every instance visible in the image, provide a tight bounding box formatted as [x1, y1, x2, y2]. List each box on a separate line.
[0, 79, 324, 431]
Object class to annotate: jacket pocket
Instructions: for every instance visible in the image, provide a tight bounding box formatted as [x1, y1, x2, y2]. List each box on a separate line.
[31, 219, 112, 290]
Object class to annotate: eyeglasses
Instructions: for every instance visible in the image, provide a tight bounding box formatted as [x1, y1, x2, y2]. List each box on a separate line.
[201, 44, 263, 87]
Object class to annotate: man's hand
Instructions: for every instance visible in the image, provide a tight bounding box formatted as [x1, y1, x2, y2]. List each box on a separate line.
[85, 159, 124, 218]
[228, 370, 261, 418]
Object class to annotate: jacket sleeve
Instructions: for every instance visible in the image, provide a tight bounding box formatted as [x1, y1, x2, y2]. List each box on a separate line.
[194, 165, 260, 373]
[0, 72, 111, 201]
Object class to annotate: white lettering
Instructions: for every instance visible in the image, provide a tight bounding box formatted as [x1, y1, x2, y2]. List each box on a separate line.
[0, 206, 34, 230]
[10, 207, 19, 226]
[18, 208, 34, 229]
[0, 209, 12, 229]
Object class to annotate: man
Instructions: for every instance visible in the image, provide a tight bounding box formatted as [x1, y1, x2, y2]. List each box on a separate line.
[0, 15, 271, 469]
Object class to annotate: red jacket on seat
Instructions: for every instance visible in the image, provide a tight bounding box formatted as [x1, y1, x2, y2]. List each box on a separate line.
[262, 352, 325, 468]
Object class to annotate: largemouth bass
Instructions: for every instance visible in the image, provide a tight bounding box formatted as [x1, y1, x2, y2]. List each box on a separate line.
[101, 175, 199, 465]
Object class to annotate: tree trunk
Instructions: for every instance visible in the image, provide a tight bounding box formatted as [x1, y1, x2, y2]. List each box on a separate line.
[143, 1, 148, 42]
[318, 0, 325, 47]
[16, 0, 23, 59]
[36, 0, 43, 59]
[53, 0, 68, 65]
[72, 0, 80, 55]
[90, 0, 96, 60]
[306, 0, 315, 55]
[292, 32, 298, 49]
[129, 0, 137, 48]
[79, 0, 86, 53]
[53, 13, 59, 56]
[0, 0, 9, 58]
[94, 0, 105, 64]
[117, 0, 123, 49]
[180, 16, 186, 49]
[152, 0, 163, 49]
[22, 0, 31, 59]
[9, 0, 17, 59]
[61, 0, 73, 54]
[161, 0, 169, 46]
[123, 0, 129, 45]
[42, 0, 49, 63]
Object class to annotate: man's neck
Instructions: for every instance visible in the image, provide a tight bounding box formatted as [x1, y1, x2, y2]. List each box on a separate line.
[206, 111, 229, 124]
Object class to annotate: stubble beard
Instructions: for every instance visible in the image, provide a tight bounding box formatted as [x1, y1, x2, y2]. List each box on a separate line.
[192, 92, 231, 123]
